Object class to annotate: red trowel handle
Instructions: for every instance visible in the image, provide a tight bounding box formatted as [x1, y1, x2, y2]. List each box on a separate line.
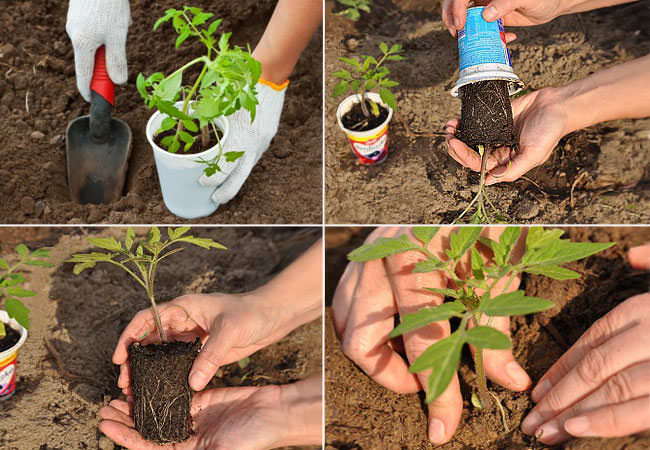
[90, 46, 115, 106]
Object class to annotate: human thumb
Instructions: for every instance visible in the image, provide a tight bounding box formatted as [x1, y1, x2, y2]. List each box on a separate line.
[482, 0, 522, 22]
[189, 318, 235, 391]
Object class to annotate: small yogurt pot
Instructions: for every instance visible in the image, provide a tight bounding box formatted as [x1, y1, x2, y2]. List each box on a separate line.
[336, 93, 394, 165]
[0, 311, 28, 401]
[451, 6, 525, 97]
[147, 102, 230, 219]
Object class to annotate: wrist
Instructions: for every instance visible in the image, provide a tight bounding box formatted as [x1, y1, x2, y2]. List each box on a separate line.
[272, 376, 322, 447]
[553, 80, 604, 135]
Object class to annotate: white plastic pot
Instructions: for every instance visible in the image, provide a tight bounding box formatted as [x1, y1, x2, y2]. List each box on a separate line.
[0, 311, 28, 401]
[146, 102, 231, 219]
[336, 93, 394, 165]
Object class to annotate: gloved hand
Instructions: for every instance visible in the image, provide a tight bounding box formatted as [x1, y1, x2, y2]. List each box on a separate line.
[66, 0, 131, 102]
[198, 79, 288, 205]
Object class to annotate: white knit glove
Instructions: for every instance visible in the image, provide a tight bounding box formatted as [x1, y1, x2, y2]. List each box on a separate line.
[198, 80, 287, 206]
[66, 0, 131, 102]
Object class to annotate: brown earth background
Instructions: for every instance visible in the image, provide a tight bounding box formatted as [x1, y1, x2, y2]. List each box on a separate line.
[325, 226, 650, 449]
[0, 0, 322, 224]
[0, 227, 321, 450]
[325, 0, 650, 224]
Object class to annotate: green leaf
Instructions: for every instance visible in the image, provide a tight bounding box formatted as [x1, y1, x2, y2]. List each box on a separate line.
[158, 117, 177, 134]
[87, 237, 123, 252]
[175, 28, 191, 48]
[168, 227, 191, 240]
[413, 257, 447, 273]
[179, 131, 195, 146]
[157, 101, 191, 121]
[7, 286, 36, 297]
[379, 42, 388, 53]
[385, 54, 406, 61]
[176, 236, 227, 250]
[136, 73, 148, 99]
[447, 227, 482, 260]
[5, 298, 29, 330]
[465, 326, 511, 349]
[470, 247, 484, 280]
[149, 227, 161, 244]
[15, 244, 29, 257]
[332, 80, 349, 97]
[479, 291, 555, 316]
[207, 19, 222, 35]
[493, 227, 522, 266]
[339, 56, 361, 69]
[412, 227, 439, 247]
[0, 258, 9, 270]
[423, 287, 461, 299]
[183, 119, 199, 133]
[157, 71, 183, 102]
[390, 44, 403, 53]
[523, 241, 615, 266]
[379, 79, 399, 88]
[125, 228, 135, 251]
[390, 302, 466, 338]
[348, 236, 420, 262]
[31, 249, 50, 258]
[526, 227, 565, 249]
[73, 262, 96, 275]
[332, 69, 351, 80]
[225, 151, 245, 163]
[410, 331, 464, 403]
[524, 265, 580, 280]
[24, 260, 53, 268]
[379, 87, 396, 112]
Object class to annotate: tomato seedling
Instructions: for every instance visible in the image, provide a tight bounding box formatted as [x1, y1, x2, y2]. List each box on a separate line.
[137, 6, 261, 177]
[348, 226, 613, 409]
[0, 245, 52, 338]
[332, 42, 405, 127]
[68, 227, 225, 342]
[336, 0, 372, 21]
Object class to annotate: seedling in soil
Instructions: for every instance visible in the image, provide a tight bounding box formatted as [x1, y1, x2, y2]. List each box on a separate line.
[332, 42, 405, 130]
[137, 6, 261, 177]
[68, 227, 226, 443]
[0, 245, 52, 341]
[336, 0, 372, 21]
[348, 227, 613, 413]
[455, 80, 518, 223]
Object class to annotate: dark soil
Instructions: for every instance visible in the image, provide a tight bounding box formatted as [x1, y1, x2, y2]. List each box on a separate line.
[341, 100, 390, 131]
[326, 0, 650, 224]
[153, 126, 221, 155]
[457, 80, 517, 151]
[0, 227, 321, 450]
[128, 339, 201, 444]
[0, 326, 20, 352]
[0, 0, 322, 224]
[325, 226, 650, 449]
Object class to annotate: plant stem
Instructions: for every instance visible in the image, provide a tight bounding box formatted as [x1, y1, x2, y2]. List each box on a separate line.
[201, 125, 210, 148]
[358, 90, 370, 117]
[474, 347, 492, 410]
[0, 322, 5, 339]
[148, 291, 167, 342]
[176, 62, 209, 139]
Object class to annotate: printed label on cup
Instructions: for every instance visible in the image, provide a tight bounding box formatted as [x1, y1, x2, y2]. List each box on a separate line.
[0, 360, 16, 398]
[347, 131, 389, 165]
[458, 7, 512, 72]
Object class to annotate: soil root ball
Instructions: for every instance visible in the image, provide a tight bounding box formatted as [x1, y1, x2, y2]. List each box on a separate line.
[128, 338, 201, 443]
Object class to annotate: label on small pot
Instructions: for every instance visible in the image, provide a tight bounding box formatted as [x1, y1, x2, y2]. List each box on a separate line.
[347, 128, 389, 165]
[458, 7, 512, 71]
[0, 353, 17, 399]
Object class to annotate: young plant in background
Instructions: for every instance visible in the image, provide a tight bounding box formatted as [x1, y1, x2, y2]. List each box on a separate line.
[332, 42, 405, 128]
[137, 6, 261, 176]
[336, 0, 372, 21]
[0, 245, 52, 339]
[348, 227, 613, 411]
[68, 227, 225, 342]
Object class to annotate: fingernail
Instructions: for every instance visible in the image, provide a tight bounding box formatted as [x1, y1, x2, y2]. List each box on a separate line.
[454, 16, 462, 30]
[536, 420, 560, 443]
[564, 416, 590, 436]
[531, 379, 552, 402]
[506, 361, 530, 389]
[483, 5, 497, 21]
[521, 410, 542, 435]
[429, 418, 446, 444]
[189, 369, 208, 391]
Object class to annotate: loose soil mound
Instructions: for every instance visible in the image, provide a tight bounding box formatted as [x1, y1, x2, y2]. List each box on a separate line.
[0, 0, 322, 224]
[325, 0, 650, 224]
[0, 227, 321, 450]
[325, 227, 650, 449]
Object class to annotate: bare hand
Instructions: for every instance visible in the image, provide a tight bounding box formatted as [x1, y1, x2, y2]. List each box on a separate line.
[446, 87, 568, 185]
[332, 226, 530, 444]
[520, 243, 650, 444]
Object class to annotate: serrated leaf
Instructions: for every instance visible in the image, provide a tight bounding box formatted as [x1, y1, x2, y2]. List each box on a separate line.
[470, 247, 484, 280]
[526, 227, 565, 249]
[15, 244, 29, 257]
[479, 291, 555, 316]
[332, 80, 349, 97]
[125, 228, 135, 251]
[207, 19, 222, 35]
[465, 326, 511, 349]
[413, 257, 447, 273]
[225, 151, 245, 163]
[176, 236, 227, 250]
[379, 42, 388, 53]
[175, 29, 191, 48]
[409, 331, 464, 403]
[448, 227, 482, 260]
[157, 117, 177, 134]
[7, 286, 36, 297]
[379, 87, 396, 112]
[157, 70, 183, 102]
[5, 298, 29, 330]
[88, 237, 123, 252]
[168, 227, 190, 240]
[493, 227, 522, 266]
[412, 227, 439, 247]
[348, 236, 420, 262]
[523, 241, 614, 266]
[524, 265, 580, 280]
[390, 302, 466, 338]
[149, 227, 161, 244]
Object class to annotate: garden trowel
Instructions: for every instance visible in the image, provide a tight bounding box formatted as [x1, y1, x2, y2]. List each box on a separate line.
[66, 46, 132, 204]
